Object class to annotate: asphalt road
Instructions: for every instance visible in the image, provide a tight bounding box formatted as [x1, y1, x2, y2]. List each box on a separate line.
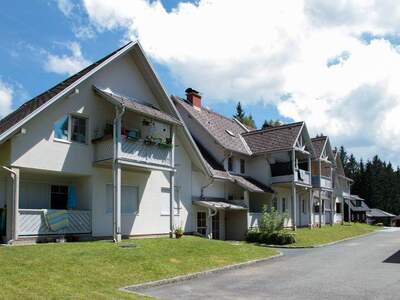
[133, 228, 400, 300]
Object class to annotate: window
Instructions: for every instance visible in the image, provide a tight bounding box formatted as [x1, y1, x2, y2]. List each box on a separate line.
[228, 157, 233, 171]
[54, 114, 88, 144]
[281, 197, 286, 212]
[336, 202, 342, 213]
[51, 185, 68, 209]
[272, 197, 278, 211]
[106, 184, 139, 214]
[302, 199, 306, 214]
[160, 187, 181, 215]
[240, 159, 245, 174]
[54, 116, 69, 140]
[197, 212, 207, 236]
[71, 116, 87, 143]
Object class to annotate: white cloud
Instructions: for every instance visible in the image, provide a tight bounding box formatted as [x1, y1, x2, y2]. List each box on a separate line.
[57, 0, 75, 17]
[0, 80, 13, 118]
[81, 0, 400, 163]
[44, 42, 90, 76]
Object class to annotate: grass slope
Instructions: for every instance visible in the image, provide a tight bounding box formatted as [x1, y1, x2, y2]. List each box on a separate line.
[0, 236, 276, 299]
[292, 223, 378, 247]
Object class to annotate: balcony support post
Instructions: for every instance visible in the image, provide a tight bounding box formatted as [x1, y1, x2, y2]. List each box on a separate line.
[330, 191, 334, 226]
[169, 126, 176, 238]
[291, 149, 297, 230]
[308, 188, 313, 228]
[113, 105, 125, 243]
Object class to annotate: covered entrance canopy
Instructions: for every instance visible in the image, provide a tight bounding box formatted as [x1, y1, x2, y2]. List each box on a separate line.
[193, 199, 248, 241]
[193, 200, 247, 211]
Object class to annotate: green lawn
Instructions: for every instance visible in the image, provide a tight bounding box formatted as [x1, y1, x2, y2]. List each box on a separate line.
[291, 223, 379, 247]
[0, 236, 276, 299]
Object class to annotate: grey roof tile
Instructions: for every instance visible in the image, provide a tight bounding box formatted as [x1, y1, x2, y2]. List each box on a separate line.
[241, 122, 304, 154]
[174, 97, 250, 155]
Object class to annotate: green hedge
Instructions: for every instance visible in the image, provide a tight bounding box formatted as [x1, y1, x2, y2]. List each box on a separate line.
[246, 229, 296, 245]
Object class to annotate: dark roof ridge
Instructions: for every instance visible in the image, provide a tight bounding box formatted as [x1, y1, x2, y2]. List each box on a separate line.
[173, 95, 240, 125]
[241, 121, 304, 136]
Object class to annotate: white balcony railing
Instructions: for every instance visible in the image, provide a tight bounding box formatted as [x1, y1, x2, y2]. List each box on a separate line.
[18, 209, 91, 236]
[312, 175, 333, 189]
[94, 137, 172, 168]
[271, 169, 311, 185]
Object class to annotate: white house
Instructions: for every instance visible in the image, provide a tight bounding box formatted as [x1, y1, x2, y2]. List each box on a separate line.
[174, 89, 317, 237]
[0, 41, 354, 244]
[0, 41, 210, 244]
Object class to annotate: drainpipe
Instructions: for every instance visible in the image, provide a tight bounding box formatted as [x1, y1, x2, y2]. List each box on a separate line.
[208, 207, 218, 239]
[113, 104, 125, 243]
[2, 166, 19, 244]
[200, 177, 214, 200]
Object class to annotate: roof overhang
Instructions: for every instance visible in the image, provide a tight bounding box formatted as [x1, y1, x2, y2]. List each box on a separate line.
[193, 200, 248, 211]
[93, 86, 182, 126]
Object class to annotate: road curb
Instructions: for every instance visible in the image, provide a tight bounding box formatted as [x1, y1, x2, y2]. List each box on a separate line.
[120, 252, 283, 294]
[263, 229, 381, 249]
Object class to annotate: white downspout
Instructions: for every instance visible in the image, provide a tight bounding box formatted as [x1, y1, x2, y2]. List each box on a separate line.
[2, 166, 19, 244]
[113, 104, 125, 243]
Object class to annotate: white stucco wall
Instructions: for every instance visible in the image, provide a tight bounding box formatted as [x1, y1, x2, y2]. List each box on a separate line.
[1, 49, 206, 239]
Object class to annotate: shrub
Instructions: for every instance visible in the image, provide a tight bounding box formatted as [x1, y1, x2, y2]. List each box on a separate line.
[246, 229, 261, 243]
[259, 231, 296, 245]
[259, 206, 287, 235]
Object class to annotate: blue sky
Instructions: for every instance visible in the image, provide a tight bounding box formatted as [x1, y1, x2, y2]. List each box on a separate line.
[0, 0, 283, 128]
[2, 0, 400, 165]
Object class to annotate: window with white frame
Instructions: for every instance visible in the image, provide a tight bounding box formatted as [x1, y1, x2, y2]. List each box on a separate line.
[272, 196, 278, 211]
[281, 197, 286, 212]
[160, 187, 181, 216]
[197, 211, 207, 236]
[105, 184, 139, 214]
[54, 114, 88, 144]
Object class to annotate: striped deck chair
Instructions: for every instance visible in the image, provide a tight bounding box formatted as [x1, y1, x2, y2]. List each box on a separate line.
[44, 210, 69, 232]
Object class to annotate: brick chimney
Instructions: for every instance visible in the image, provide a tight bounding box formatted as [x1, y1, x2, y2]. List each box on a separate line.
[185, 88, 202, 109]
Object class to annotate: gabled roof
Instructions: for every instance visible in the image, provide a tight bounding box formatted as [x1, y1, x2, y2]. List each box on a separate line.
[311, 137, 327, 158]
[173, 97, 251, 155]
[241, 122, 304, 154]
[0, 42, 134, 142]
[0, 40, 212, 178]
[193, 137, 273, 193]
[311, 136, 335, 162]
[367, 208, 395, 218]
[94, 86, 182, 126]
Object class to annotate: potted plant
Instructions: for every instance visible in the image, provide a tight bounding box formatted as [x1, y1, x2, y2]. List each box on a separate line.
[174, 226, 184, 239]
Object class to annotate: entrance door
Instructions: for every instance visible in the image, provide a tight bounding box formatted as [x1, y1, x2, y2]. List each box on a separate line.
[212, 213, 220, 240]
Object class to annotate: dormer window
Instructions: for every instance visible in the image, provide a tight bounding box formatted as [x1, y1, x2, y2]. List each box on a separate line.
[225, 129, 235, 137]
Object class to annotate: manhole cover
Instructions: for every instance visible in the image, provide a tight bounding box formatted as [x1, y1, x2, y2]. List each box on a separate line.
[119, 244, 137, 249]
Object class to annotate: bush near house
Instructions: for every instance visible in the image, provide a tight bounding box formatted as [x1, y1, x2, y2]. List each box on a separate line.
[246, 206, 296, 245]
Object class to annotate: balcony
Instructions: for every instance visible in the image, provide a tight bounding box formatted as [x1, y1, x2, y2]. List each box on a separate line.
[93, 135, 172, 169]
[312, 175, 333, 190]
[270, 162, 311, 186]
[18, 209, 91, 236]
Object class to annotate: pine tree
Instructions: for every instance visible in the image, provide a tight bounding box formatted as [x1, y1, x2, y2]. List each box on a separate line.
[234, 102, 245, 121]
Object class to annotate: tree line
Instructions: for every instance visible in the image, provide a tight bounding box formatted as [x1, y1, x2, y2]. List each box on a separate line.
[338, 146, 400, 215]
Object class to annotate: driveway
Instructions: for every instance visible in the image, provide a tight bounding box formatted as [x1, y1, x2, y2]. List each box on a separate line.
[131, 228, 400, 300]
